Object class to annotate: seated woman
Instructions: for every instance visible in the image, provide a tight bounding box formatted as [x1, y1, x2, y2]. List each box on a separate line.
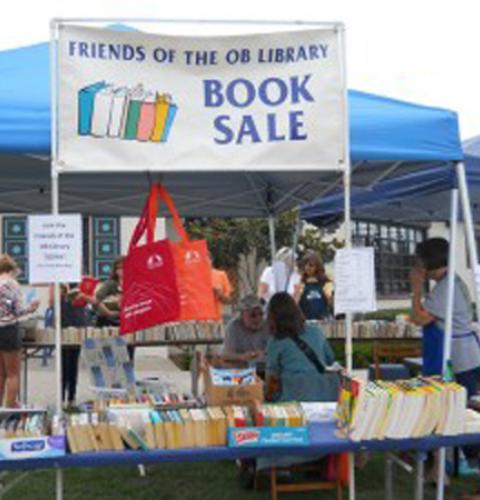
[253, 293, 340, 475]
[266, 292, 339, 402]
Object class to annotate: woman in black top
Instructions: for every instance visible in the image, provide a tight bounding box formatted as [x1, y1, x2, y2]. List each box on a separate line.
[294, 252, 333, 320]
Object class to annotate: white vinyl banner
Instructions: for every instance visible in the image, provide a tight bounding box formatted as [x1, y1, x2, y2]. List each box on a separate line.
[57, 25, 346, 172]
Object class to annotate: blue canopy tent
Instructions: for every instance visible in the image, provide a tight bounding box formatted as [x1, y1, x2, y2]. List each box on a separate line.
[299, 158, 480, 226]
[0, 39, 463, 217]
[0, 24, 468, 500]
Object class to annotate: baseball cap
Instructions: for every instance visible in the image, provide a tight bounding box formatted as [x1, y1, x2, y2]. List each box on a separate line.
[237, 294, 263, 312]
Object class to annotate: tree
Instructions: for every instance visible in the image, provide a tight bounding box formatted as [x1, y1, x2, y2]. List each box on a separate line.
[186, 211, 343, 296]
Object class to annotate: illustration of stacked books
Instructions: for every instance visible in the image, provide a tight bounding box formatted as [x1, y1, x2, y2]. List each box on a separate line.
[78, 81, 178, 143]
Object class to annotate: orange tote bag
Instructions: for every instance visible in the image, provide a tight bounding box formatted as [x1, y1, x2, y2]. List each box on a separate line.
[147, 184, 217, 321]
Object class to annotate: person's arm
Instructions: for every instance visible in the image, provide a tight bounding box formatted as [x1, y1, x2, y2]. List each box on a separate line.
[213, 273, 234, 305]
[258, 281, 269, 302]
[258, 267, 272, 301]
[11, 281, 38, 317]
[265, 339, 281, 401]
[95, 280, 115, 303]
[293, 282, 304, 303]
[323, 281, 334, 306]
[409, 267, 435, 326]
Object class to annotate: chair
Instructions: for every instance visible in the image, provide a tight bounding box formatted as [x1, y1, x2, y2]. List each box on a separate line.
[267, 454, 346, 500]
[370, 341, 422, 381]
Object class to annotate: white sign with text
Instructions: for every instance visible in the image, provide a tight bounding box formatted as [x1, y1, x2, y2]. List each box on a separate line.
[57, 25, 346, 172]
[28, 215, 82, 284]
[334, 247, 377, 314]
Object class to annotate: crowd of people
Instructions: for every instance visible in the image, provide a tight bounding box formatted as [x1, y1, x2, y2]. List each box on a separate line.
[1, 238, 480, 442]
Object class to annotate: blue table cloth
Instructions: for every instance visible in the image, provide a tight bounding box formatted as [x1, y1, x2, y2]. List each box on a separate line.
[2, 422, 480, 471]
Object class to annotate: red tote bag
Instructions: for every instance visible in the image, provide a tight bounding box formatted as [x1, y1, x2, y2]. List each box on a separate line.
[120, 189, 181, 335]
[147, 184, 217, 322]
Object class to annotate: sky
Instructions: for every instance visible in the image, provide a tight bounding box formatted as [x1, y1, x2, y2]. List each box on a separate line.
[1, 0, 478, 140]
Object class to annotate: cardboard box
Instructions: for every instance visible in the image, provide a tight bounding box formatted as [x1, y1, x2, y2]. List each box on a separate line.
[0, 435, 65, 460]
[204, 364, 264, 406]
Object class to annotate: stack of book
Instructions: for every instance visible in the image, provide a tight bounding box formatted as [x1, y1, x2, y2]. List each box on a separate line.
[337, 375, 467, 441]
[0, 409, 65, 460]
[31, 321, 225, 346]
[88, 392, 199, 413]
[0, 409, 51, 438]
[78, 82, 178, 144]
[317, 320, 421, 339]
[67, 406, 242, 452]
[464, 409, 480, 434]
[66, 412, 125, 453]
[255, 403, 306, 427]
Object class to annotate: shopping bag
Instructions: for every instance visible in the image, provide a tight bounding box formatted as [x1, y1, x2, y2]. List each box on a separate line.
[147, 184, 217, 321]
[72, 276, 99, 308]
[120, 192, 181, 334]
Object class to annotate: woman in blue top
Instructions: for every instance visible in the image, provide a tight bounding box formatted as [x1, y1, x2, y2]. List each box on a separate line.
[266, 292, 338, 402]
[410, 237, 480, 397]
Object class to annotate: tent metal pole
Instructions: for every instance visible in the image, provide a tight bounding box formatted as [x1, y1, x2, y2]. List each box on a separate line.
[444, 187, 458, 370]
[436, 187, 458, 500]
[336, 23, 355, 500]
[50, 19, 64, 500]
[456, 162, 480, 316]
[268, 215, 276, 264]
[52, 18, 340, 29]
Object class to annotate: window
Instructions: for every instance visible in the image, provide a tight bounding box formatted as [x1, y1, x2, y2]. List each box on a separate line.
[91, 217, 121, 280]
[2, 216, 28, 284]
[353, 220, 426, 297]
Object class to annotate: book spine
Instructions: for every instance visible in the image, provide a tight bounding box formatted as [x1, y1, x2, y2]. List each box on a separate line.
[91, 90, 114, 138]
[123, 99, 143, 140]
[137, 100, 157, 141]
[108, 91, 128, 137]
[161, 103, 178, 142]
[150, 95, 169, 142]
[77, 82, 106, 135]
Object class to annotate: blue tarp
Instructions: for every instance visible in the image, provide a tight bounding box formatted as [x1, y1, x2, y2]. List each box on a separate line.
[301, 139, 480, 225]
[0, 38, 463, 161]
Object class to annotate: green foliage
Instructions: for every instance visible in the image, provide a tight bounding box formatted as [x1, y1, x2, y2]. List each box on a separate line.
[185, 212, 343, 273]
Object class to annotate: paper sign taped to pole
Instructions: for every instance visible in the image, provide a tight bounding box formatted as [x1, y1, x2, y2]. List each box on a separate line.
[28, 215, 82, 284]
[56, 24, 346, 172]
[334, 247, 377, 314]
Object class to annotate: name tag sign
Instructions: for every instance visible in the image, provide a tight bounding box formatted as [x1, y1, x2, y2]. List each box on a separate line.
[28, 215, 82, 284]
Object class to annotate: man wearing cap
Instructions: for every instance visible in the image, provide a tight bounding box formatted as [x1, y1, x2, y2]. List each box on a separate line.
[221, 294, 269, 362]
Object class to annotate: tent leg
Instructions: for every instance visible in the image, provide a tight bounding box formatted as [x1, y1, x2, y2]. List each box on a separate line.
[456, 162, 480, 316]
[343, 129, 355, 500]
[436, 187, 459, 500]
[268, 215, 276, 264]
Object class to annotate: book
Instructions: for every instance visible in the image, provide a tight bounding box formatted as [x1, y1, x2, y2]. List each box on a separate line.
[123, 88, 145, 140]
[78, 81, 108, 135]
[90, 86, 115, 137]
[136, 92, 157, 141]
[108, 87, 130, 138]
[150, 94, 170, 142]
[161, 99, 177, 142]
